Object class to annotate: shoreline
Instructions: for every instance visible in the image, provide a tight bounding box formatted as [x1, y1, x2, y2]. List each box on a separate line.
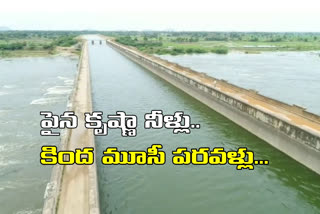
[0, 45, 80, 59]
[140, 48, 320, 56]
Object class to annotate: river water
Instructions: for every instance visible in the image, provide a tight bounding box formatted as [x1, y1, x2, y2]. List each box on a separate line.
[0, 57, 77, 214]
[87, 37, 320, 214]
[159, 52, 320, 115]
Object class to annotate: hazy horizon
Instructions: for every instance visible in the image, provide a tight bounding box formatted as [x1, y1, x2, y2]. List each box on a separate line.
[0, 0, 320, 32]
[2, 27, 320, 33]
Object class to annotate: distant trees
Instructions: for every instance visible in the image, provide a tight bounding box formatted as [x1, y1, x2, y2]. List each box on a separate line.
[43, 43, 54, 50]
[52, 36, 77, 47]
[204, 36, 229, 41]
[110, 31, 320, 44]
[115, 34, 230, 55]
[170, 37, 199, 43]
[0, 32, 79, 55]
[0, 42, 26, 50]
[249, 37, 259, 42]
[27, 43, 36, 50]
[115, 36, 162, 48]
[267, 37, 283, 42]
[211, 46, 228, 54]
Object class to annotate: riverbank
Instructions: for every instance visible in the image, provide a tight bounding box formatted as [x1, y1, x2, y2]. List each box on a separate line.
[114, 39, 320, 56]
[0, 45, 81, 58]
[0, 32, 81, 58]
[107, 32, 320, 56]
[159, 40, 320, 54]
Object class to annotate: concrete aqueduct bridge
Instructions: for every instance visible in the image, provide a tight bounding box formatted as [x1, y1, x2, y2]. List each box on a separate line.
[105, 37, 320, 175]
[42, 41, 100, 214]
[42, 36, 320, 214]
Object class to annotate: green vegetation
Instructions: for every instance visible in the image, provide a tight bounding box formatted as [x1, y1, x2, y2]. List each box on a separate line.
[115, 35, 229, 55]
[52, 36, 78, 47]
[115, 36, 162, 48]
[2, 31, 320, 57]
[0, 31, 81, 58]
[0, 42, 25, 50]
[104, 31, 320, 55]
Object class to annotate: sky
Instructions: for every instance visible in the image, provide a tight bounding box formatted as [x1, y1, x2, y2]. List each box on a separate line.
[0, 0, 320, 31]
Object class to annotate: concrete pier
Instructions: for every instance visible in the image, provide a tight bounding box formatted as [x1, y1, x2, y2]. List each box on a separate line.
[42, 41, 100, 214]
[106, 38, 320, 175]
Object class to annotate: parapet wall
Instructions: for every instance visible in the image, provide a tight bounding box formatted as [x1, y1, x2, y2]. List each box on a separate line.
[107, 39, 320, 175]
